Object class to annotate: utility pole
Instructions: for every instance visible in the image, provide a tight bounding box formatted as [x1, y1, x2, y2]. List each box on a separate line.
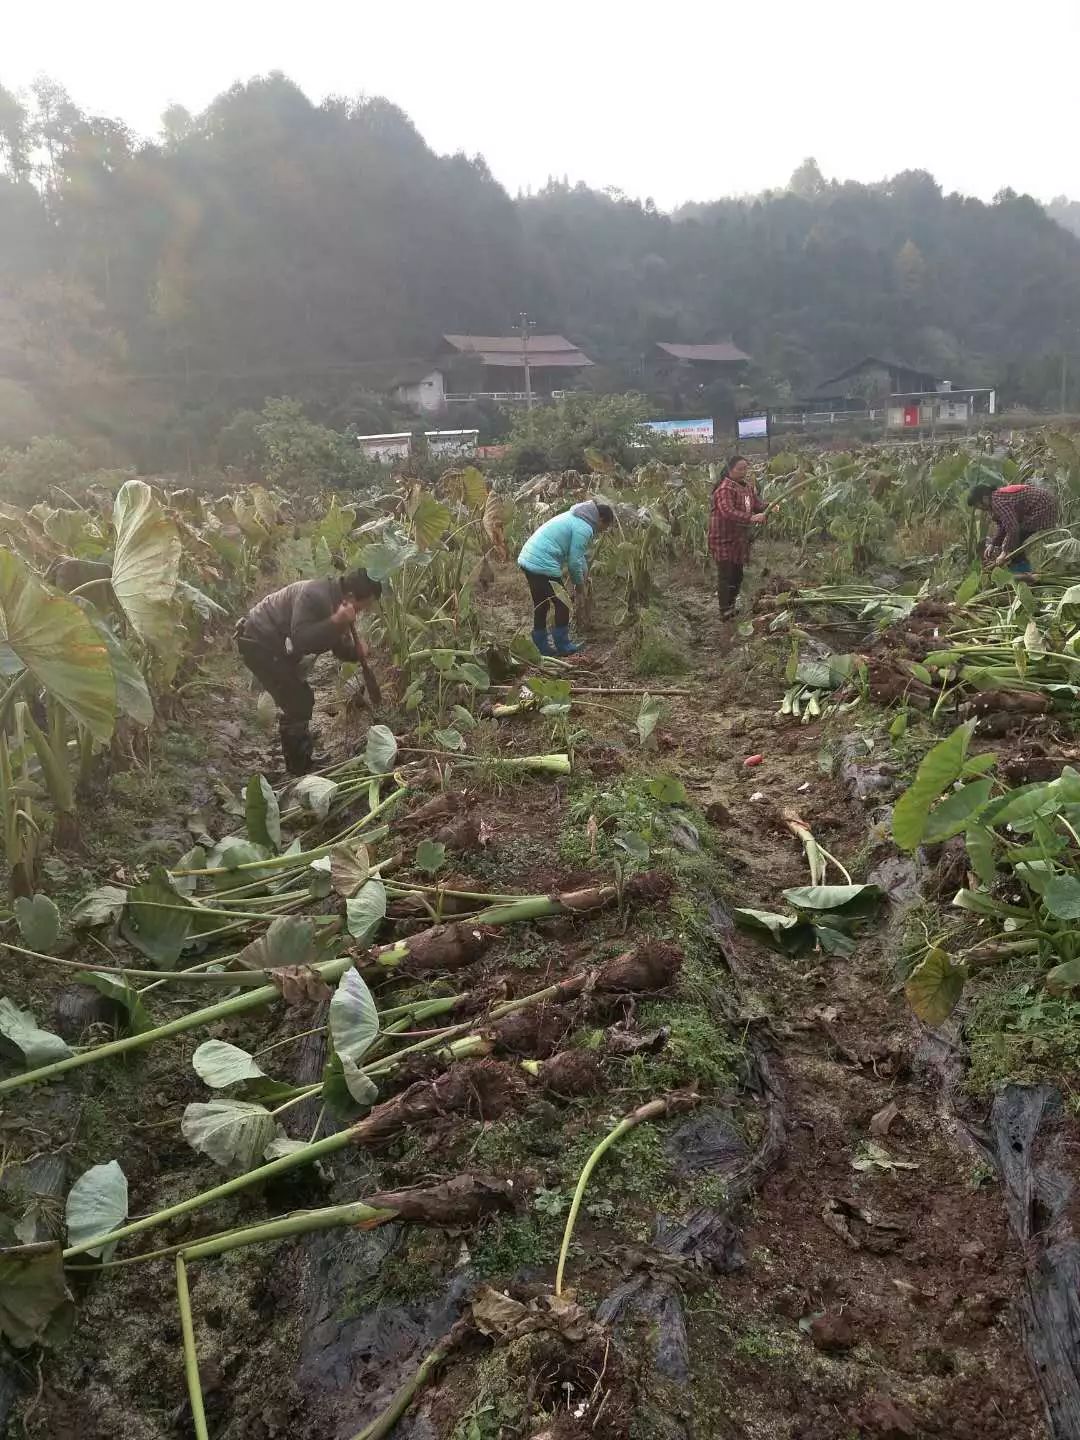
[519, 311, 535, 410]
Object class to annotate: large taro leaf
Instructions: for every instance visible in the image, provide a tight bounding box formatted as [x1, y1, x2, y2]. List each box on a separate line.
[905, 948, 967, 1025]
[345, 878, 387, 944]
[193, 1039, 266, 1089]
[110, 480, 182, 651]
[330, 841, 370, 898]
[207, 838, 274, 894]
[1042, 874, 1080, 921]
[120, 867, 195, 967]
[921, 780, 994, 846]
[0, 998, 72, 1066]
[0, 549, 115, 741]
[1046, 957, 1080, 995]
[328, 969, 380, 1062]
[70, 884, 128, 929]
[245, 774, 281, 851]
[0, 1243, 74, 1348]
[14, 894, 61, 952]
[445, 465, 488, 512]
[65, 1160, 128, 1260]
[88, 615, 154, 727]
[732, 907, 813, 953]
[181, 1099, 278, 1171]
[410, 489, 451, 550]
[358, 538, 418, 582]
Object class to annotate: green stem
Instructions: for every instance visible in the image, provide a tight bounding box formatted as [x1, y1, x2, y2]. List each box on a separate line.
[182, 1200, 396, 1261]
[555, 1097, 671, 1296]
[346, 1332, 459, 1440]
[176, 1256, 209, 1440]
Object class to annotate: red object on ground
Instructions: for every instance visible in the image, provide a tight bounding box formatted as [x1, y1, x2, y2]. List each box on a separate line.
[743, 754, 764, 767]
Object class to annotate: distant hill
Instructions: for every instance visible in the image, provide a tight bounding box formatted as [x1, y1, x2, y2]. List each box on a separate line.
[1047, 197, 1080, 241]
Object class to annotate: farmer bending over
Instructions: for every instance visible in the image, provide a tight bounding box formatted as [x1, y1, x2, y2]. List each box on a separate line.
[236, 569, 381, 774]
[518, 499, 614, 655]
[708, 456, 767, 617]
[968, 482, 1059, 574]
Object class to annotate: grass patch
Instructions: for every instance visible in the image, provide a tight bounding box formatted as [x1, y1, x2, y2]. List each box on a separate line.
[632, 632, 692, 678]
[966, 975, 1080, 1093]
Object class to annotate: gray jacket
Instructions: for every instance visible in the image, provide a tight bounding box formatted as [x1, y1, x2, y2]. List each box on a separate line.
[242, 578, 352, 659]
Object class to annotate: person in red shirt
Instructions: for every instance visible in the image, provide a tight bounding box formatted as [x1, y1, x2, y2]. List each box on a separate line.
[707, 456, 768, 616]
[967, 482, 1059, 574]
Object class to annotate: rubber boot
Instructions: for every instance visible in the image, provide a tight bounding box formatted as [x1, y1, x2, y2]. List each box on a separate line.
[552, 624, 584, 656]
[532, 627, 556, 657]
[280, 719, 315, 776]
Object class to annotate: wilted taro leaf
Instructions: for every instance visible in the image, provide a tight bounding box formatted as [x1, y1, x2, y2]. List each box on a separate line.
[414, 839, 446, 875]
[193, 1040, 267, 1089]
[780, 884, 883, 913]
[328, 969, 380, 1062]
[0, 998, 72, 1066]
[70, 884, 127, 929]
[120, 867, 194, 967]
[14, 894, 61, 953]
[208, 839, 274, 894]
[345, 879, 387, 944]
[73, 971, 152, 1035]
[293, 774, 339, 821]
[330, 841, 370, 897]
[365, 724, 398, 774]
[905, 948, 966, 1025]
[181, 1099, 278, 1171]
[65, 1160, 128, 1260]
[237, 915, 318, 971]
[0, 1243, 74, 1348]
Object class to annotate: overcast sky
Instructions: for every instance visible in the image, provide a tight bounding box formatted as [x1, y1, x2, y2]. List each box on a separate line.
[4, 0, 1078, 209]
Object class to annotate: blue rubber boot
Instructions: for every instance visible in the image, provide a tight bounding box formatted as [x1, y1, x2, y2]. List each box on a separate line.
[532, 627, 556, 657]
[552, 624, 584, 656]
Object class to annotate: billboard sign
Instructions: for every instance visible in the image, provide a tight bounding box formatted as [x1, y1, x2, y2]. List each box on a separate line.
[644, 418, 714, 446]
[737, 413, 769, 440]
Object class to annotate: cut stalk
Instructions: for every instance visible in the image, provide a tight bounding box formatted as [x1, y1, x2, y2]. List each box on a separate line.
[347, 1330, 462, 1440]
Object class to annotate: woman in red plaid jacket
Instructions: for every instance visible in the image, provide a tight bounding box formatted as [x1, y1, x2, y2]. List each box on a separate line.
[708, 456, 768, 616]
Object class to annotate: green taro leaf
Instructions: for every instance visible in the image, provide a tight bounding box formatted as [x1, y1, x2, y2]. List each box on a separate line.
[0, 998, 72, 1066]
[65, 1160, 128, 1260]
[322, 1050, 379, 1119]
[635, 694, 664, 748]
[1042, 874, 1080, 921]
[245, 774, 281, 851]
[110, 480, 181, 651]
[365, 724, 398, 774]
[951, 889, 1029, 919]
[120, 867, 194, 966]
[181, 1099, 278, 1171]
[0, 1243, 74, 1348]
[73, 971, 152, 1034]
[415, 839, 447, 874]
[293, 774, 339, 821]
[208, 839, 274, 894]
[510, 633, 543, 665]
[795, 658, 833, 690]
[456, 663, 490, 691]
[358, 539, 418, 582]
[526, 676, 573, 704]
[410, 490, 452, 550]
[964, 826, 998, 889]
[614, 832, 650, 863]
[328, 969, 380, 1062]
[0, 549, 115, 741]
[921, 779, 994, 845]
[780, 884, 883, 912]
[89, 616, 155, 728]
[645, 775, 688, 806]
[954, 569, 982, 605]
[732, 907, 813, 953]
[450, 704, 478, 731]
[193, 1040, 268, 1089]
[70, 884, 127, 929]
[433, 726, 466, 752]
[15, 894, 61, 953]
[813, 924, 856, 957]
[891, 722, 974, 851]
[345, 879, 387, 945]
[905, 948, 966, 1025]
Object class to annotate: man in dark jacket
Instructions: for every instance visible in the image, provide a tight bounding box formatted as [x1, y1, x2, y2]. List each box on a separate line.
[236, 569, 381, 773]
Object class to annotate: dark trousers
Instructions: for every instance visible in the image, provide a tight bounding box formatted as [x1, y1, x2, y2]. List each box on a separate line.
[523, 569, 570, 630]
[238, 636, 315, 772]
[716, 561, 745, 617]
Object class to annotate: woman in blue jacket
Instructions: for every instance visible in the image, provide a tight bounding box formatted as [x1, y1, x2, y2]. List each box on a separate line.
[517, 499, 614, 655]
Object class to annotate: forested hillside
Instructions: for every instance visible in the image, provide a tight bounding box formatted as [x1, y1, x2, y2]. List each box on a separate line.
[3, 72, 1080, 467]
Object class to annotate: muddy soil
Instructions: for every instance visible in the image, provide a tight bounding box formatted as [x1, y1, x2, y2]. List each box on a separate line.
[0, 558, 1068, 1440]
